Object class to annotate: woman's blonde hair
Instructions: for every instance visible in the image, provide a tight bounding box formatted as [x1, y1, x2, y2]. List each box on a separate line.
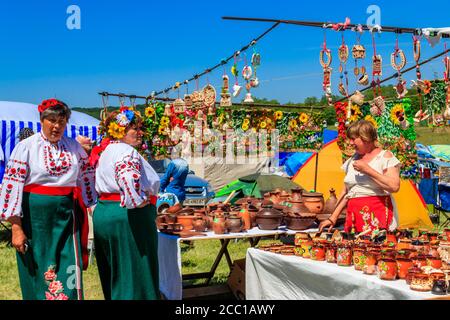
[347, 120, 378, 143]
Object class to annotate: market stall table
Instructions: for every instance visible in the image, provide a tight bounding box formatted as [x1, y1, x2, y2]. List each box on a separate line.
[245, 248, 450, 300]
[158, 227, 303, 300]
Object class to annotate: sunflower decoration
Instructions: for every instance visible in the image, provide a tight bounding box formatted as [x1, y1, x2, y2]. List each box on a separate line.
[144, 106, 155, 118]
[390, 103, 406, 125]
[242, 123, 249, 131]
[243, 118, 250, 126]
[259, 121, 267, 129]
[364, 115, 378, 128]
[160, 116, 170, 126]
[349, 104, 363, 123]
[299, 113, 309, 124]
[289, 119, 298, 129]
[423, 80, 432, 95]
[108, 122, 126, 139]
[275, 111, 283, 121]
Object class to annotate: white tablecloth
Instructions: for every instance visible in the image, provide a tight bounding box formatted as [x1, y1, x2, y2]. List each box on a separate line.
[157, 227, 303, 300]
[245, 248, 447, 300]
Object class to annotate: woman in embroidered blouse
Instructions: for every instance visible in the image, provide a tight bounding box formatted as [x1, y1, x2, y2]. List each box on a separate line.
[319, 120, 401, 234]
[0, 99, 96, 300]
[92, 108, 160, 300]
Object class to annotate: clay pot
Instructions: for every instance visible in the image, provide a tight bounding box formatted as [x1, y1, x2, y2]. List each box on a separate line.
[178, 207, 195, 216]
[284, 216, 316, 231]
[235, 196, 255, 206]
[288, 200, 313, 217]
[166, 203, 183, 214]
[255, 205, 283, 230]
[239, 205, 252, 231]
[410, 273, 433, 292]
[413, 256, 429, 268]
[213, 216, 227, 235]
[326, 243, 337, 263]
[432, 279, 448, 295]
[377, 258, 397, 280]
[290, 187, 303, 202]
[302, 192, 324, 214]
[311, 243, 326, 261]
[429, 246, 440, 258]
[397, 238, 412, 251]
[337, 243, 353, 266]
[226, 215, 243, 233]
[427, 256, 443, 269]
[300, 240, 313, 259]
[405, 267, 422, 285]
[396, 258, 414, 279]
[353, 248, 366, 271]
[385, 232, 398, 245]
[176, 215, 196, 231]
[165, 213, 178, 224]
[192, 217, 207, 232]
[294, 232, 310, 246]
[323, 188, 338, 216]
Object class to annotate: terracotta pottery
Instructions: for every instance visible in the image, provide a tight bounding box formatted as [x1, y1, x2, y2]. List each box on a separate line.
[413, 256, 429, 268]
[269, 191, 281, 205]
[428, 232, 439, 242]
[396, 258, 414, 279]
[380, 248, 396, 260]
[177, 207, 195, 216]
[444, 229, 450, 239]
[427, 256, 443, 269]
[247, 203, 259, 228]
[285, 215, 316, 231]
[337, 243, 353, 266]
[294, 232, 310, 246]
[212, 216, 227, 234]
[385, 232, 398, 245]
[377, 258, 397, 280]
[397, 238, 412, 251]
[173, 223, 183, 233]
[192, 217, 207, 232]
[430, 272, 445, 281]
[300, 240, 313, 259]
[239, 205, 252, 231]
[363, 249, 381, 275]
[294, 246, 304, 257]
[311, 243, 326, 261]
[395, 249, 412, 260]
[397, 228, 414, 239]
[410, 273, 433, 292]
[323, 188, 338, 216]
[255, 204, 283, 230]
[432, 279, 448, 295]
[176, 215, 196, 231]
[302, 192, 325, 214]
[235, 196, 255, 206]
[290, 187, 303, 202]
[326, 243, 337, 263]
[405, 267, 422, 285]
[166, 203, 183, 214]
[353, 247, 366, 271]
[226, 215, 243, 233]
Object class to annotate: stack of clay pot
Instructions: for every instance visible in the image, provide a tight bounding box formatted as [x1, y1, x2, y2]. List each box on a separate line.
[283, 188, 317, 231]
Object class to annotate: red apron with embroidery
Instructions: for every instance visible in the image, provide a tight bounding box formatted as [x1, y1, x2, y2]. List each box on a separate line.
[345, 196, 393, 233]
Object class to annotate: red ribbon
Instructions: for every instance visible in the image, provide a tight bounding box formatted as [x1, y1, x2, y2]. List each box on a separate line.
[89, 138, 111, 167]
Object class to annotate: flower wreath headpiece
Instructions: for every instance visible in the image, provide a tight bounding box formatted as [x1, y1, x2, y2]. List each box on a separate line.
[38, 98, 67, 113]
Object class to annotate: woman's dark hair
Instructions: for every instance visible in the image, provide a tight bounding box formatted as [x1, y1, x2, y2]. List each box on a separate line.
[40, 103, 72, 121]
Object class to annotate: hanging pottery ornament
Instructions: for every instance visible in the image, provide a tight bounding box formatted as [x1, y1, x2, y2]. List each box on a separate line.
[242, 65, 253, 81]
[191, 90, 204, 110]
[251, 52, 261, 67]
[350, 90, 365, 106]
[357, 73, 369, 86]
[352, 44, 366, 60]
[164, 104, 173, 117]
[370, 96, 386, 117]
[244, 82, 254, 103]
[352, 28, 367, 87]
[173, 98, 186, 114]
[320, 30, 333, 106]
[391, 41, 408, 99]
[220, 74, 232, 107]
[338, 37, 350, 98]
[414, 110, 430, 123]
[372, 55, 383, 76]
[231, 52, 241, 98]
[202, 84, 216, 108]
[184, 94, 193, 108]
[393, 79, 408, 99]
[232, 84, 242, 98]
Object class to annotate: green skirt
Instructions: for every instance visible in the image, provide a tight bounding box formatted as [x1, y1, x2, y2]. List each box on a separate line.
[93, 201, 159, 300]
[17, 192, 84, 300]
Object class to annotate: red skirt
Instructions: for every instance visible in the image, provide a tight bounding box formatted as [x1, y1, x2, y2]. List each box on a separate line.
[345, 196, 393, 233]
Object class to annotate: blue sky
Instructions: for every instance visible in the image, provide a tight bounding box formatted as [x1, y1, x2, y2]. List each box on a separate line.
[0, 0, 449, 107]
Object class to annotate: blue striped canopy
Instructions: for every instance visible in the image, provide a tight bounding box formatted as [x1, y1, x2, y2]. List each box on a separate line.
[0, 101, 99, 181]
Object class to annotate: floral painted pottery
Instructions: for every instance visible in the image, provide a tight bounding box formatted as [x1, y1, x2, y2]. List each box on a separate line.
[363, 249, 380, 275]
[337, 243, 353, 266]
[397, 238, 412, 251]
[413, 256, 429, 268]
[396, 258, 414, 279]
[377, 258, 397, 280]
[326, 243, 337, 263]
[405, 267, 422, 285]
[311, 243, 326, 261]
[294, 233, 310, 246]
[410, 273, 433, 292]
[300, 240, 313, 259]
[352, 247, 366, 271]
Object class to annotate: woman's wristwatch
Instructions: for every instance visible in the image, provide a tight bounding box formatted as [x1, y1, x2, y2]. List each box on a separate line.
[327, 217, 336, 225]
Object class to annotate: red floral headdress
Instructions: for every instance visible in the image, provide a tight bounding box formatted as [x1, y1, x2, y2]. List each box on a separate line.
[38, 99, 66, 113]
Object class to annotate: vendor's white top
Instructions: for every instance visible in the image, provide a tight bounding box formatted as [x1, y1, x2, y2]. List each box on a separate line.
[0, 132, 96, 220]
[95, 142, 160, 209]
[0, 101, 98, 126]
[342, 150, 401, 199]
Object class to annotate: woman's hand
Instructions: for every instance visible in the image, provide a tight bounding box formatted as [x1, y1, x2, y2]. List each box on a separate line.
[11, 224, 28, 254]
[352, 160, 372, 174]
[318, 218, 335, 233]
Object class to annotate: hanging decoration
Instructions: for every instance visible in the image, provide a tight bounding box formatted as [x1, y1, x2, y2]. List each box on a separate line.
[220, 74, 232, 107]
[338, 34, 350, 97]
[444, 46, 450, 120]
[320, 27, 333, 106]
[231, 52, 242, 98]
[371, 30, 383, 99]
[242, 53, 254, 103]
[250, 45, 261, 88]
[391, 35, 408, 98]
[352, 24, 368, 87]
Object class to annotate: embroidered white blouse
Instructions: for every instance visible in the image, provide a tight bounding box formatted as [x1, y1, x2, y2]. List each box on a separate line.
[342, 150, 401, 199]
[95, 142, 160, 209]
[0, 132, 97, 220]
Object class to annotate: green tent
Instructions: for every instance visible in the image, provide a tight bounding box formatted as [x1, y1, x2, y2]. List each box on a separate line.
[214, 173, 302, 203]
